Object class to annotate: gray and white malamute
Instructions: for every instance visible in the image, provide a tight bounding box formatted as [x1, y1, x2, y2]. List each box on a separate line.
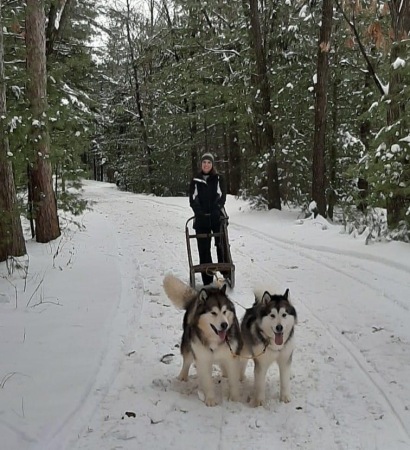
[240, 288, 297, 407]
[163, 274, 243, 406]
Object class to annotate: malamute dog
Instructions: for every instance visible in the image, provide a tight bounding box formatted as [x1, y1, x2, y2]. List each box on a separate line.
[163, 274, 243, 406]
[240, 288, 297, 407]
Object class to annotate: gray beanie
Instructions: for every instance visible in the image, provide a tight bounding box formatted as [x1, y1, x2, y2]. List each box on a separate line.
[201, 153, 214, 164]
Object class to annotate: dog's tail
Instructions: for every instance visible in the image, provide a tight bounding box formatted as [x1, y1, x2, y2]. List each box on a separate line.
[163, 274, 197, 310]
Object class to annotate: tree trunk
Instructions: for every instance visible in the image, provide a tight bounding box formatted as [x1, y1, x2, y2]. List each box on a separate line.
[26, 0, 61, 243]
[46, 0, 71, 56]
[188, 99, 198, 176]
[327, 63, 340, 220]
[0, 0, 26, 261]
[312, 0, 333, 217]
[125, 0, 153, 193]
[228, 122, 241, 195]
[0, 161, 26, 261]
[356, 70, 372, 213]
[243, 0, 281, 210]
[386, 0, 410, 227]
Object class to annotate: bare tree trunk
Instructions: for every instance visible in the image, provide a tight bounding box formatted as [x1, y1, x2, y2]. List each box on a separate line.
[243, 0, 281, 210]
[312, 0, 333, 217]
[0, 0, 26, 261]
[26, 0, 61, 243]
[386, 0, 410, 227]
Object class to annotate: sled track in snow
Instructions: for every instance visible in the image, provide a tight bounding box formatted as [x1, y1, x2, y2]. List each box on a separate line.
[231, 225, 410, 443]
[231, 223, 409, 311]
[230, 221, 410, 275]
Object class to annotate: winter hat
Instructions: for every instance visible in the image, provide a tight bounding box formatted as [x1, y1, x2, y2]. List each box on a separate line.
[201, 153, 214, 164]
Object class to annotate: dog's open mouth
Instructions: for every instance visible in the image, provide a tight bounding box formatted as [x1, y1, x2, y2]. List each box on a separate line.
[211, 324, 227, 341]
[274, 332, 284, 345]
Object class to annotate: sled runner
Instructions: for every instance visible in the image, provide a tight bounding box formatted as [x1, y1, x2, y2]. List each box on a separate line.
[185, 210, 235, 289]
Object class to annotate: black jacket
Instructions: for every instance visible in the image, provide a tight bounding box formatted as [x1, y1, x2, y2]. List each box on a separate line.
[189, 172, 226, 230]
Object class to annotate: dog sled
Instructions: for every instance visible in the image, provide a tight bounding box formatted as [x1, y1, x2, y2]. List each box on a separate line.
[185, 210, 235, 289]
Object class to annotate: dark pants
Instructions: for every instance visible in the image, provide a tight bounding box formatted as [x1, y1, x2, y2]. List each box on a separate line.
[196, 221, 224, 285]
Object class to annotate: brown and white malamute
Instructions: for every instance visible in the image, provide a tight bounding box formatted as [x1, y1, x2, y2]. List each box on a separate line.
[240, 288, 297, 407]
[163, 274, 242, 406]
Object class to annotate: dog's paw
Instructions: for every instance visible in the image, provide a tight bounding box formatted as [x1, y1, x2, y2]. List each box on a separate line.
[228, 392, 240, 402]
[250, 397, 265, 407]
[204, 396, 218, 407]
[280, 393, 291, 403]
[198, 390, 218, 406]
[177, 373, 188, 382]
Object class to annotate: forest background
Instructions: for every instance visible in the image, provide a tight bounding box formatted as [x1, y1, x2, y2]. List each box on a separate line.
[0, 0, 409, 264]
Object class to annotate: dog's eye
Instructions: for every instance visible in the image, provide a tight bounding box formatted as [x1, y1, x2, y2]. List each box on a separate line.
[270, 314, 276, 318]
[211, 311, 217, 316]
[282, 313, 287, 318]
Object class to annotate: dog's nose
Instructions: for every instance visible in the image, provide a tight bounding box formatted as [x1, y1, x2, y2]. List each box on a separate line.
[276, 324, 283, 333]
[221, 322, 228, 330]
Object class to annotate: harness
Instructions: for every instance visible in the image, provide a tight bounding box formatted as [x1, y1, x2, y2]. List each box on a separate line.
[225, 336, 269, 359]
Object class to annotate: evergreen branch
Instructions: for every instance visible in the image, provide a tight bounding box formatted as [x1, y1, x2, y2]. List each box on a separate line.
[79, 16, 114, 38]
[334, 0, 385, 96]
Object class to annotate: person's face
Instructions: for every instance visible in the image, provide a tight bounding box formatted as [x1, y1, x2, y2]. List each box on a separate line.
[201, 159, 213, 174]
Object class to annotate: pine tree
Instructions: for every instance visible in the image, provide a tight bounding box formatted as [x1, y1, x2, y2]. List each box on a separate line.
[242, 0, 281, 210]
[312, 0, 333, 217]
[384, 0, 410, 229]
[0, 0, 26, 261]
[26, 0, 60, 243]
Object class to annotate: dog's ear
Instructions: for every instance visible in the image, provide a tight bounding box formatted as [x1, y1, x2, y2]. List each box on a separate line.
[198, 288, 209, 303]
[283, 288, 290, 300]
[261, 291, 271, 304]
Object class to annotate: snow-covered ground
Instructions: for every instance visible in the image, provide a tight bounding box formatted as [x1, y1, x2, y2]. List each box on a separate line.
[1, 180, 409, 450]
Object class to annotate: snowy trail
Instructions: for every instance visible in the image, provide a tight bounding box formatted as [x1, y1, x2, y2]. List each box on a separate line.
[47, 183, 410, 449]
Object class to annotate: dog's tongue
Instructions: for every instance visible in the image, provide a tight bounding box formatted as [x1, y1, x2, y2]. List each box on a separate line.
[275, 333, 284, 345]
[218, 330, 227, 341]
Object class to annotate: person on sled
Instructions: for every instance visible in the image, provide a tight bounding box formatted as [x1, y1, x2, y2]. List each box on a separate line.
[189, 153, 228, 286]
